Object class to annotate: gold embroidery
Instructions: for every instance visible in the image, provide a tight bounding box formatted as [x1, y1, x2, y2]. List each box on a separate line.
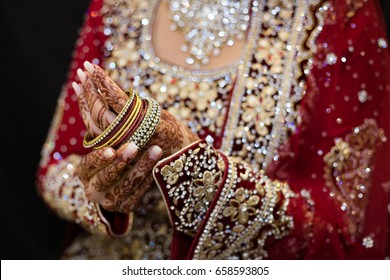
[42, 155, 111, 236]
[98, 0, 325, 259]
[63, 189, 173, 260]
[222, 188, 260, 228]
[193, 170, 222, 211]
[193, 161, 294, 260]
[102, 0, 324, 172]
[222, 0, 323, 170]
[103, 0, 233, 141]
[324, 119, 385, 235]
[156, 142, 225, 236]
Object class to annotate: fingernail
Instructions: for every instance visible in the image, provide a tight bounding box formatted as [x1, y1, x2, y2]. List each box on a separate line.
[72, 82, 82, 96]
[123, 142, 138, 160]
[149, 146, 162, 161]
[84, 61, 94, 74]
[77, 68, 86, 83]
[103, 148, 114, 159]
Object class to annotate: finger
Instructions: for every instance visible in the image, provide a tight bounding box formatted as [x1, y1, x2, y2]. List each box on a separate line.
[78, 69, 117, 131]
[117, 145, 163, 196]
[120, 175, 155, 212]
[98, 145, 162, 212]
[89, 142, 139, 193]
[73, 82, 102, 137]
[76, 147, 115, 181]
[100, 175, 154, 213]
[84, 61, 128, 114]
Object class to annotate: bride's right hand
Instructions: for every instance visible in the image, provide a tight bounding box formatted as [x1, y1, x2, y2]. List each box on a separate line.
[71, 61, 199, 212]
[72, 67, 163, 213]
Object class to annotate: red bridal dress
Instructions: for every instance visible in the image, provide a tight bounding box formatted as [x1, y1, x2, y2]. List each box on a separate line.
[37, 0, 390, 259]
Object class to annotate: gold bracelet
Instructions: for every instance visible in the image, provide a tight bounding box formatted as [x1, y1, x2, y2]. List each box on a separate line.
[97, 95, 142, 148]
[83, 89, 135, 148]
[128, 97, 161, 149]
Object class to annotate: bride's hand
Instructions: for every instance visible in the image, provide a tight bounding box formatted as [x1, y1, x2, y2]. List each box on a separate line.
[72, 61, 198, 212]
[72, 62, 163, 212]
[75, 142, 162, 212]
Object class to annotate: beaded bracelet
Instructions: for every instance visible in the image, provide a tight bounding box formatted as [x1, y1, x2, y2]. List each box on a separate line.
[82, 89, 161, 150]
[83, 89, 136, 148]
[112, 99, 148, 149]
[97, 95, 142, 148]
[127, 97, 161, 149]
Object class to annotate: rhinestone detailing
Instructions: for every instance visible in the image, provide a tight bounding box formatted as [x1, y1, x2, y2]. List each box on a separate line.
[168, 0, 251, 67]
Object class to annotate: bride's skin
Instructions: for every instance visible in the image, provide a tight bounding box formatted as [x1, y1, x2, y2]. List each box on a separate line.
[153, 0, 245, 70]
[71, 1, 247, 213]
[72, 62, 198, 213]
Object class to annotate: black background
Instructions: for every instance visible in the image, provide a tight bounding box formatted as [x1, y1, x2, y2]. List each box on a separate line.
[0, 0, 389, 260]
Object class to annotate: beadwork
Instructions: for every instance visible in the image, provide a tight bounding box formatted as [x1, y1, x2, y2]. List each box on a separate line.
[168, 0, 251, 67]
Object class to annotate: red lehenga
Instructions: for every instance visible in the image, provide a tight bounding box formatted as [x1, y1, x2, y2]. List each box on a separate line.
[37, 0, 390, 259]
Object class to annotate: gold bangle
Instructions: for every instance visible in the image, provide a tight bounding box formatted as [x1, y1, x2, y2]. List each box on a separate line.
[128, 97, 161, 149]
[97, 95, 142, 148]
[83, 89, 135, 148]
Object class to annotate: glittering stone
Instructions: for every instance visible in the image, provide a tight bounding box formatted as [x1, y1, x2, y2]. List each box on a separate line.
[362, 236, 374, 248]
[205, 135, 214, 144]
[141, 18, 149, 25]
[358, 90, 368, 103]
[326, 53, 337, 65]
[378, 38, 388, 49]
[169, 0, 250, 66]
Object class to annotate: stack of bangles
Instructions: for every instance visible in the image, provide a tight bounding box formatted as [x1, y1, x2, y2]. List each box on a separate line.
[83, 89, 161, 150]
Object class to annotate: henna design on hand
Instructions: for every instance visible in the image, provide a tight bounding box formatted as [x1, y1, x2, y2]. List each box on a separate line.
[91, 65, 128, 114]
[91, 156, 128, 192]
[77, 87, 103, 138]
[149, 111, 184, 155]
[100, 147, 162, 213]
[76, 147, 115, 181]
[120, 175, 155, 212]
[137, 147, 162, 173]
[85, 79, 112, 130]
[75, 62, 201, 213]
[148, 110, 200, 158]
[80, 71, 117, 132]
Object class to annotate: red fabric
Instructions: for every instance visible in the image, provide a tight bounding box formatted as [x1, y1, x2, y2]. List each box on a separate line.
[155, 0, 390, 259]
[268, 0, 390, 259]
[37, 0, 390, 259]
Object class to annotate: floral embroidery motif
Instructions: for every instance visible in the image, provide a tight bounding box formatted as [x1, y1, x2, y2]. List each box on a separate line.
[192, 160, 294, 259]
[102, 0, 323, 170]
[193, 170, 222, 211]
[324, 119, 385, 235]
[160, 157, 184, 185]
[222, 188, 260, 230]
[155, 142, 225, 236]
[100, 0, 324, 258]
[222, 0, 323, 169]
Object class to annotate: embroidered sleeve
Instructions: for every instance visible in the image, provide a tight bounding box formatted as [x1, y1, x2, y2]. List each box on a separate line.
[153, 140, 314, 259]
[41, 154, 133, 237]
